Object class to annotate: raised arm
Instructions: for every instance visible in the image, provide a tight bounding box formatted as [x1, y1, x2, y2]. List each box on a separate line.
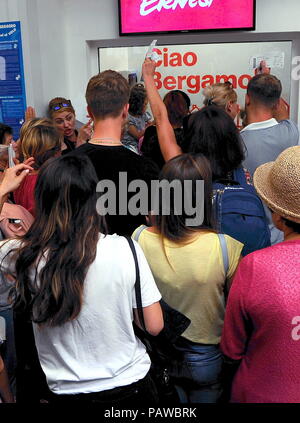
[142, 59, 182, 162]
[25, 106, 36, 122]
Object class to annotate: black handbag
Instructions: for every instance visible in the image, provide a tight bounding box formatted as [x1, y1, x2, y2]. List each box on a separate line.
[125, 236, 191, 403]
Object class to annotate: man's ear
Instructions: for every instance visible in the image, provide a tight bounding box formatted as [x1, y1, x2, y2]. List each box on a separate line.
[87, 105, 94, 120]
[245, 93, 251, 107]
[273, 99, 281, 111]
[121, 103, 129, 120]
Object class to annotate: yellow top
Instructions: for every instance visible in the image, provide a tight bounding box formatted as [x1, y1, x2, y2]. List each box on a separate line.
[132, 227, 243, 344]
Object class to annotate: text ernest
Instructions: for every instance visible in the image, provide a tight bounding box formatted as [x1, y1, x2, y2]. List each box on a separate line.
[140, 0, 214, 16]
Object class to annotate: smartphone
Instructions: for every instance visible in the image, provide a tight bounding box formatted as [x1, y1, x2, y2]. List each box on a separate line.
[128, 72, 138, 87]
[8, 143, 15, 167]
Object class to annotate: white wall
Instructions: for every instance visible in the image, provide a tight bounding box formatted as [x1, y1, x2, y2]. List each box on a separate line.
[256, 0, 300, 32]
[63, 0, 118, 123]
[0, 0, 300, 121]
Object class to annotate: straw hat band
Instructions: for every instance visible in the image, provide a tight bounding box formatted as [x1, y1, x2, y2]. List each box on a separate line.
[253, 146, 300, 223]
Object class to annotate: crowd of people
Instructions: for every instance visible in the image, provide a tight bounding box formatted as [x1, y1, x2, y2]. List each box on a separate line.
[0, 57, 299, 405]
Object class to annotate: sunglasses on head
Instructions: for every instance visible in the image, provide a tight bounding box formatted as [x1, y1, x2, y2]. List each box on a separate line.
[50, 101, 72, 111]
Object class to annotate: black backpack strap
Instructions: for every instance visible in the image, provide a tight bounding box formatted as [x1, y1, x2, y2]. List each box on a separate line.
[124, 236, 146, 332]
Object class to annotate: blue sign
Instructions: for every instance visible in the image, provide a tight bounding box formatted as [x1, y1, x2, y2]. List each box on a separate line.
[0, 21, 26, 139]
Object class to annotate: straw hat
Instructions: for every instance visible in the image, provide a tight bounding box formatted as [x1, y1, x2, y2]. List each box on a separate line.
[253, 146, 300, 223]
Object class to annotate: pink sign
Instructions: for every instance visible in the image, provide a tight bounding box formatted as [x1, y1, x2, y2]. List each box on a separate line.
[119, 0, 255, 34]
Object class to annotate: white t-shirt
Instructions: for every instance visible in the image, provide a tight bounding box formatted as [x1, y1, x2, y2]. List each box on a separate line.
[0, 234, 161, 395]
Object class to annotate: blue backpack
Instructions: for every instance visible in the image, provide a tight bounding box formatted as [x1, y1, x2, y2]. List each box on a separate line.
[212, 167, 271, 256]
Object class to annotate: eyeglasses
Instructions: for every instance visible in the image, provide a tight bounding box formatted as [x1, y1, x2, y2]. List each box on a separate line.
[50, 101, 72, 111]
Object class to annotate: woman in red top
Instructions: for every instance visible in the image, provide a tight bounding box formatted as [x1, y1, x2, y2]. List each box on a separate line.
[221, 146, 300, 403]
[14, 119, 62, 216]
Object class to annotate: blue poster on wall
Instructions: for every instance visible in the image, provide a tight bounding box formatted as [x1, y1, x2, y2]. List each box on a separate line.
[0, 21, 26, 139]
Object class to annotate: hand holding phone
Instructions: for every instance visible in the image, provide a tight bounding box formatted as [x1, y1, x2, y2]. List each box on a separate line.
[255, 60, 271, 75]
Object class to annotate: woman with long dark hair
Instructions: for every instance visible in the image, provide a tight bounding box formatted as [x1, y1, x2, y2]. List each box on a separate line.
[133, 154, 243, 403]
[0, 155, 163, 403]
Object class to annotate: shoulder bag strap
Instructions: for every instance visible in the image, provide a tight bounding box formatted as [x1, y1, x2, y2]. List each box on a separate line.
[124, 236, 146, 331]
[218, 233, 230, 299]
[217, 233, 229, 275]
[132, 224, 148, 242]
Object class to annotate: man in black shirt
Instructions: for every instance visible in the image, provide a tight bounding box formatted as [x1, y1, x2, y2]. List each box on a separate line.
[73, 70, 159, 235]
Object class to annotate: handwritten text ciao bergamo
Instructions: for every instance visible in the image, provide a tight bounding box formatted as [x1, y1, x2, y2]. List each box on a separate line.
[140, 0, 214, 16]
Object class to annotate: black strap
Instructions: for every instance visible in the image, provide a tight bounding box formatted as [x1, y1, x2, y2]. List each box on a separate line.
[214, 178, 240, 186]
[124, 236, 146, 332]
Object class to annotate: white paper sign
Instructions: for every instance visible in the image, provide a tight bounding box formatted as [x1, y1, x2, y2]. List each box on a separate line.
[250, 52, 285, 69]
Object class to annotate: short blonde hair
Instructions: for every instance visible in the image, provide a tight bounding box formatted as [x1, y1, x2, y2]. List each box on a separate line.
[20, 117, 54, 140]
[203, 82, 237, 109]
[21, 118, 62, 169]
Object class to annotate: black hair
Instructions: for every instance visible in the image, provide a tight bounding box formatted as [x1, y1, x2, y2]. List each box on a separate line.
[185, 106, 245, 180]
[282, 218, 300, 234]
[141, 126, 185, 170]
[154, 153, 215, 242]
[0, 123, 13, 144]
[247, 74, 282, 109]
[128, 84, 147, 116]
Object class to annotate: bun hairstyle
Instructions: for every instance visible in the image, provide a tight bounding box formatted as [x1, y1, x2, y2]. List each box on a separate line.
[203, 82, 237, 110]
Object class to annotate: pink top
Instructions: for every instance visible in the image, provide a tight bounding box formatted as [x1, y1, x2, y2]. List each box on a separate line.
[221, 240, 300, 403]
[14, 173, 38, 217]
